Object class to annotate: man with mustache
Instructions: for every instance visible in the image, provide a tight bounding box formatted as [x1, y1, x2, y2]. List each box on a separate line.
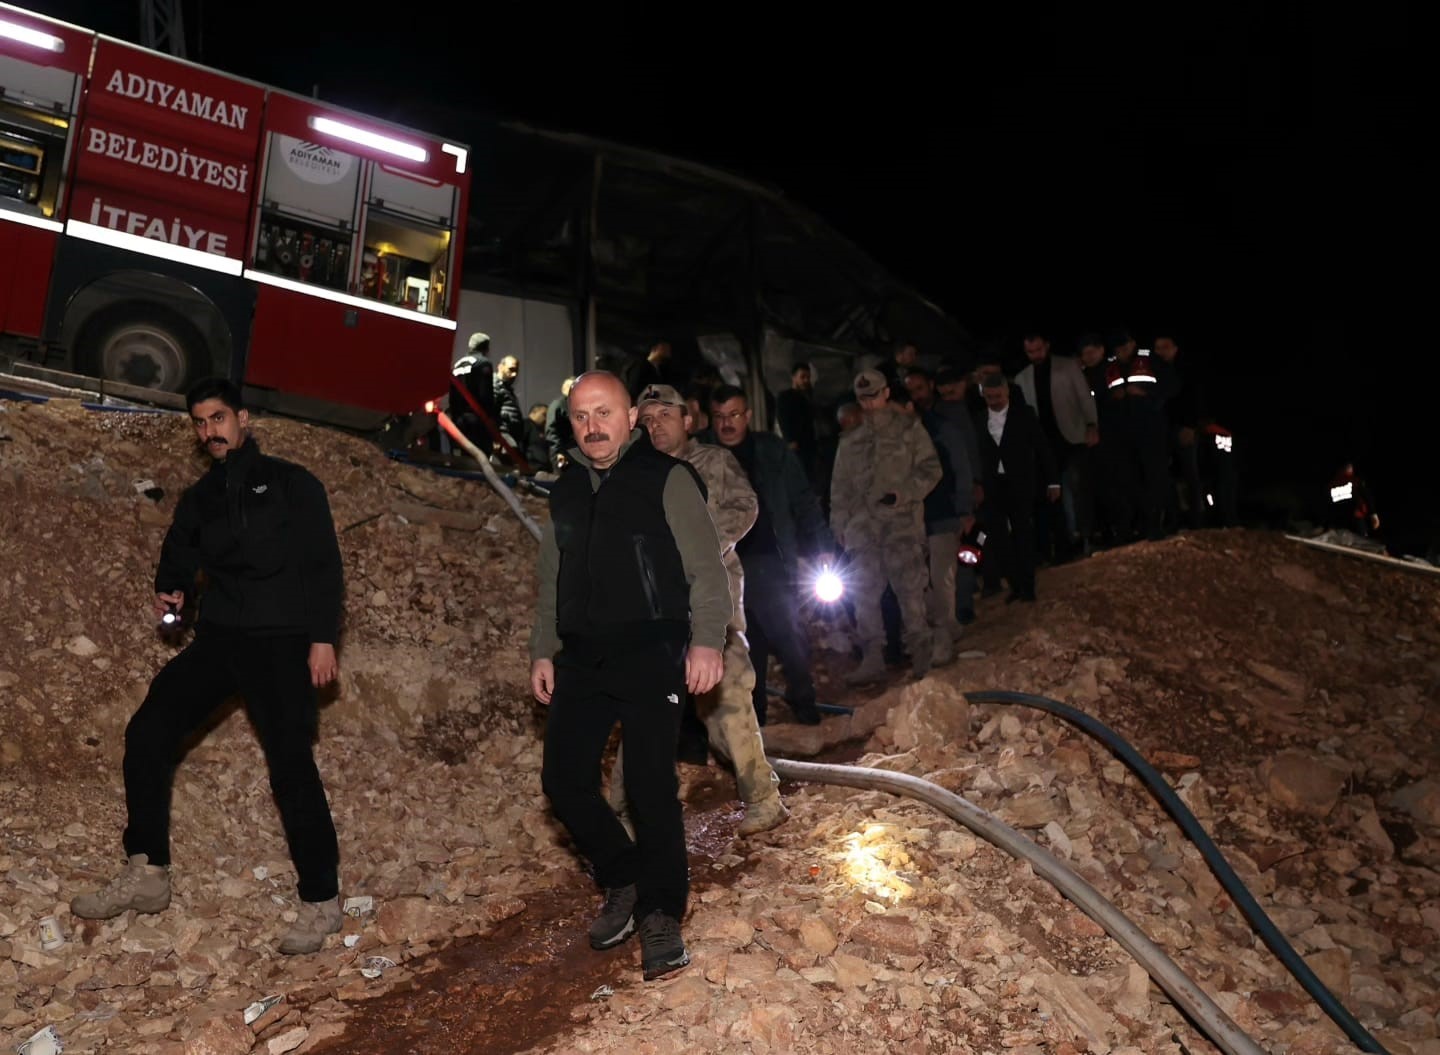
[71, 378, 346, 955]
[708, 384, 832, 726]
[531, 371, 729, 981]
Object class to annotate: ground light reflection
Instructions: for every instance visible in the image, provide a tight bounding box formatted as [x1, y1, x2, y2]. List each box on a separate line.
[836, 823, 915, 904]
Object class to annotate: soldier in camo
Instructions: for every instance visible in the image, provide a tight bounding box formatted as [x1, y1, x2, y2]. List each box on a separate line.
[831, 369, 943, 685]
[609, 384, 788, 836]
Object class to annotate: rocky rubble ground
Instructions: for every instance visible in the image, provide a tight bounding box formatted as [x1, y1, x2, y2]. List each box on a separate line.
[0, 396, 1437, 1055]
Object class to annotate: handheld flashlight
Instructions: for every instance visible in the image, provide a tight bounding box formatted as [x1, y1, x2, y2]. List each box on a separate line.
[160, 603, 179, 627]
[814, 566, 844, 603]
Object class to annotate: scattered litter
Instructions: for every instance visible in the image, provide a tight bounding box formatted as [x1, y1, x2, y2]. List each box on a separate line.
[252, 866, 269, 880]
[37, 915, 64, 951]
[16, 1025, 63, 1055]
[360, 955, 396, 979]
[242, 995, 283, 1026]
[342, 895, 374, 917]
[589, 984, 614, 1001]
[343, 934, 360, 948]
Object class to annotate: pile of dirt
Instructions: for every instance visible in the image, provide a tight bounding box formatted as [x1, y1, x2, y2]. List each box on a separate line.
[0, 396, 1437, 1055]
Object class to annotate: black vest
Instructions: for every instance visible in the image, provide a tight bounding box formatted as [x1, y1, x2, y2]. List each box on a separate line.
[550, 434, 705, 650]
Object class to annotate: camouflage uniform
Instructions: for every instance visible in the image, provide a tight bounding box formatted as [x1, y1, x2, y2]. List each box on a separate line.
[611, 440, 783, 827]
[830, 404, 942, 679]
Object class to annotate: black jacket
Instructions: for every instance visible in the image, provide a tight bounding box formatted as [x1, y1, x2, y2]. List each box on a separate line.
[155, 439, 344, 643]
[973, 401, 1058, 503]
[550, 433, 704, 650]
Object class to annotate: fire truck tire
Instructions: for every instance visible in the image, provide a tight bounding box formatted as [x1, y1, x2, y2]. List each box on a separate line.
[78, 304, 209, 394]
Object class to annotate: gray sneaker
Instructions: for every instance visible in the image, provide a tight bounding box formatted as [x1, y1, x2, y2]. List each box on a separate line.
[71, 854, 171, 920]
[278, 897, 343, 955]
[588, 883, 638, 950]
[639, 910, 690, 980]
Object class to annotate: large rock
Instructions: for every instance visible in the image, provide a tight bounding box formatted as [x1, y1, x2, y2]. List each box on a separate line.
[886, 679, 971, 753]
[1259, 752, 1348, 817]
[1391, 779, 1440, 828]
[183, 1014, 254, 1055]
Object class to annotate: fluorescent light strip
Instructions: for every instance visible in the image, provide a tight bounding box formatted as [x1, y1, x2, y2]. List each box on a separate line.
[441, 143, 468, 174]
[308, 115, 427, 163]
[0, 17, 66, 52]
[244, 269, 457, 330]
[1, 208, 63, 233]
[66, 220, 243, 275]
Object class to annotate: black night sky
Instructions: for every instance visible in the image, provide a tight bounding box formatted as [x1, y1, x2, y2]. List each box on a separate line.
[25, 2, 1432, 551]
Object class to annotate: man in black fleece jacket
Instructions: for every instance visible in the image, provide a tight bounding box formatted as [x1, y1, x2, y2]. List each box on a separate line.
[71, 378, 346, 955]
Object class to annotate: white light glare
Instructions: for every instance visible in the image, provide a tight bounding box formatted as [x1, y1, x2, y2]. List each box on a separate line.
[1206, 493, 1215, 507]
[308, 115, 428, 163]
[838, 825, 914, 904]
[1331, 482, 1353, 503]
[814, 566, 844, 603]
[0, 17, 66, 52]
[1214, 434, 1233, 453]
[441, 142, 468, 174]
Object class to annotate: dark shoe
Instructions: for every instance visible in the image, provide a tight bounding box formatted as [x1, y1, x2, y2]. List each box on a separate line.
[956, 609, 976, 626]
[639, 910, 690, 980]
[588, 883, 638, 950]
[790, 699, 822, 725]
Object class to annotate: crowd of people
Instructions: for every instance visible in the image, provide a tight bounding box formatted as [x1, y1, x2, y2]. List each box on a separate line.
[60, 324, 1376, 991]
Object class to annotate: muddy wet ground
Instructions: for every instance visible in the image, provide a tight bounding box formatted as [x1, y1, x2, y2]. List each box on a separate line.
[321, 768, 773, 1053]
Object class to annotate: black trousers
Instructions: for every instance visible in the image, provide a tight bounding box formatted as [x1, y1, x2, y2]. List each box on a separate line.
[978, 477, 1038, 597]
[541, 640, 688, 922]
[741, 551, 816, 725]
[123, 629, 339, 902]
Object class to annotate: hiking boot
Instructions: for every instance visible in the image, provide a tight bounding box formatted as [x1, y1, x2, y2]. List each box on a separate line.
[931, 635, 956, 669]
[70, 854, 171, 919]
[279, 897, 343, 955]
[737, 795, 790, 836]
[909, 636, 933, 681]
[588, 883, 638, 950]
[639, 910, 690, 980]
[845, 646, 886, 687]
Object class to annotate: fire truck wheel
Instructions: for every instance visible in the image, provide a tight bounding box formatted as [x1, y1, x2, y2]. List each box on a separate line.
[79, 305, 208, 394]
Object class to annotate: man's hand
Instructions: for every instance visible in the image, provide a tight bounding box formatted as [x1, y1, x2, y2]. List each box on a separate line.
[308, 643, 338, 687]
[685, 646, 724, 696]
[1046, 484, 1062, 503]
[959, 514, 976, 535]
[973, 483, 985, 507]
[531, 658, 556, 704]
[1085, 424, 1100, 447]
[154, 590, 184, 620]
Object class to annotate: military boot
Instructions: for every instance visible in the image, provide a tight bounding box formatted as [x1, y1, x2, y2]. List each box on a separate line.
[278, 897, 343, 955]
[737, 794, 790, 836]
[71, 854, 171, 919]
[845, 644, 887, 687]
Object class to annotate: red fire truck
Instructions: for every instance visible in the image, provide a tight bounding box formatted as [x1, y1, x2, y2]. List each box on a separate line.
[0, 2, 469, 427]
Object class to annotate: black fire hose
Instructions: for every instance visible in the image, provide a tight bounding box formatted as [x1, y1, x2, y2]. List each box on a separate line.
[961, 691, 1386, 1053]
[784, 689, 1381, 1052]
[770, 754, 1267, 1055]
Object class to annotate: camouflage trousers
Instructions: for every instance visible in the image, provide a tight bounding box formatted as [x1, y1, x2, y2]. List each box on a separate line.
[848, 534, 932, 662]
[609, 626, 780, 815]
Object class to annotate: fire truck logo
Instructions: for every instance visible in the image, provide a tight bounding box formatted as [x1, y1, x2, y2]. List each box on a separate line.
[278, 135, 353, 185]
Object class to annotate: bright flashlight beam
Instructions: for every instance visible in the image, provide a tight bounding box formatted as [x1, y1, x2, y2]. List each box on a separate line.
[814, 567, 844, 603]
